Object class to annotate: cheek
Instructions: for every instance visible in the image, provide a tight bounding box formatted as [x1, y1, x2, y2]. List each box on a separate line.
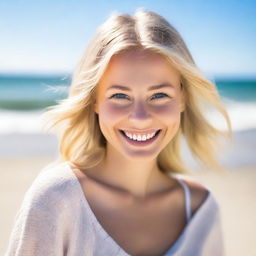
[156, 103, 181, 137]
[154, 102, 181, 122]
[98, 102, 126, 124]
[157, 105, 181, 142]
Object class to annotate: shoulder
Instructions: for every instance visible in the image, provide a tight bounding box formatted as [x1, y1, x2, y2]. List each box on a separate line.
[22, 161, 77, 211]
[176, 175, 210, 216]
[5, 162, 80, 254]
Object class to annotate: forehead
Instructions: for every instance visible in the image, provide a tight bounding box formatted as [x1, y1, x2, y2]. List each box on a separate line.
[99, 49, 181, 88]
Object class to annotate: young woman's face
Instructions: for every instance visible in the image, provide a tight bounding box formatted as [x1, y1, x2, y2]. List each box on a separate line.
[94, 49, 185, 160]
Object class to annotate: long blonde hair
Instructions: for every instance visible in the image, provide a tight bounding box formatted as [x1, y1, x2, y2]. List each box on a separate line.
[41, 9, 231, 174]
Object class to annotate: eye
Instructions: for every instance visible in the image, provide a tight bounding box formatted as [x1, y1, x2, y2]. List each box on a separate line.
[109, 93, 129, 100]
[109, 92, 170, 101]
[151, 92, 169, 100]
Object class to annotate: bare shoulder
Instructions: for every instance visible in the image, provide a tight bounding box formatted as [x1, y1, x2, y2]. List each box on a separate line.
[179, 176, 209, 216]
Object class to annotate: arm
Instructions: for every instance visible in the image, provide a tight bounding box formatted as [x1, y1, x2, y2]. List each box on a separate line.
[202, 204, 226, 256]
[181, 177, 226, 255]
[5, 172, 69, 256]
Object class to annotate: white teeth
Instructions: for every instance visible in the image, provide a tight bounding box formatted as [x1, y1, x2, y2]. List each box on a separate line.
[123, 131, 158, 141]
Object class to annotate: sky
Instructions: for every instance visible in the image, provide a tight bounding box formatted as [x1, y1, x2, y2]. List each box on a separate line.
[0, 0, 255, 77]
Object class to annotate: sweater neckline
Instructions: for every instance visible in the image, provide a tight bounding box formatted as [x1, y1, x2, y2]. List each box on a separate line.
[64, 161, 211, 256]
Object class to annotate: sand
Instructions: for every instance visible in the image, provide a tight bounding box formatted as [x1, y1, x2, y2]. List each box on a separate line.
[191, 167, 256, 256]
[1, 156, 255, 255]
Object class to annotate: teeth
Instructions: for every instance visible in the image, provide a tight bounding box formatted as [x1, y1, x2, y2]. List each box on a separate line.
[123, 131, 158, 141]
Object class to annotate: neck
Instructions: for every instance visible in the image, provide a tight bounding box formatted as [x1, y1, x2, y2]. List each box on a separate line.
[86, 146, 172, 200]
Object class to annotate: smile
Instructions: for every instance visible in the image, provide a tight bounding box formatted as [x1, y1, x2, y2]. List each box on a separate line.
[119, 129, 161, 146]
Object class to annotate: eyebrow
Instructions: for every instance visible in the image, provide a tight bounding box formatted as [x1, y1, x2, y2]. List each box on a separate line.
[107, 83, 174, 92]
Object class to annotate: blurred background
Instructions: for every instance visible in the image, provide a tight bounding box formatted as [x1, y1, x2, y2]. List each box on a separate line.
[1, 0, 255, 255]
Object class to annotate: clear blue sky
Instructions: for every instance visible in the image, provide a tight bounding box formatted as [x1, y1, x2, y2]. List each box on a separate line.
[0, 0, 255, 77]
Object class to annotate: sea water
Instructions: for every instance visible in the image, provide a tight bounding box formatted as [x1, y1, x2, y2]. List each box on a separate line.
[0, 74, 255, 166]
[0, 74, 256, 133]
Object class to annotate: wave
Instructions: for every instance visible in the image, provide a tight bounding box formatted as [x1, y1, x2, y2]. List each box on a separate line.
[206, 98, 256, 131]
[0, 99, 256, 134]
[0, 109, 45, 134]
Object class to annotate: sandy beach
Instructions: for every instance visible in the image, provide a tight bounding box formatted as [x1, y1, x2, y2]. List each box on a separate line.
[1, 133, 256, 256]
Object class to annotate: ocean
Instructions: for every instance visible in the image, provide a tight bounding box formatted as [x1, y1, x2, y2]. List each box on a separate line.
[0, 74, 255, 134]
[0, 74, 255, 167]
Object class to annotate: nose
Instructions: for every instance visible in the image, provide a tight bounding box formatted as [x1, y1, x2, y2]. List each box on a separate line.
[128, 101, 152, 126]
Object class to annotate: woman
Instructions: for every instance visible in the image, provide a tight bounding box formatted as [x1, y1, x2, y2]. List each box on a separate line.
[5, 9, 231, 256]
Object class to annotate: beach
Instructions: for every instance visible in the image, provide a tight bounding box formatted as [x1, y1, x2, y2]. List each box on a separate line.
[1, 131, 256, 255]
[1, 75, 256, 255]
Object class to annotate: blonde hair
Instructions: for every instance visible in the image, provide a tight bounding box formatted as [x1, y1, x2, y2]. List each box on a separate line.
[41, 8, 231, 174]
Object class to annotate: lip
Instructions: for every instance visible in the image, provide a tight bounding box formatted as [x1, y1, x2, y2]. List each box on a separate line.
[119, 129, 161, 146]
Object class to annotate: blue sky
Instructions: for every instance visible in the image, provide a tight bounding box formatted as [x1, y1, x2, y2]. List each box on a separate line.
[0, 0, 255, 77]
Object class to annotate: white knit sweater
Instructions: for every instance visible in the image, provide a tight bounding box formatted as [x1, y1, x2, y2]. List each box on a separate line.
[5, 162, 225, 256]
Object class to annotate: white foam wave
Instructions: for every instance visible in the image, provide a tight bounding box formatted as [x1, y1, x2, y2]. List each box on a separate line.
[206, 99, 256, 131]
[0, 109, 46, 134]
[0, 99, 255, 134]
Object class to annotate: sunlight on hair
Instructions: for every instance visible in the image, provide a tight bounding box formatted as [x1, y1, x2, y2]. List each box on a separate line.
[40, 8, 232, 174]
